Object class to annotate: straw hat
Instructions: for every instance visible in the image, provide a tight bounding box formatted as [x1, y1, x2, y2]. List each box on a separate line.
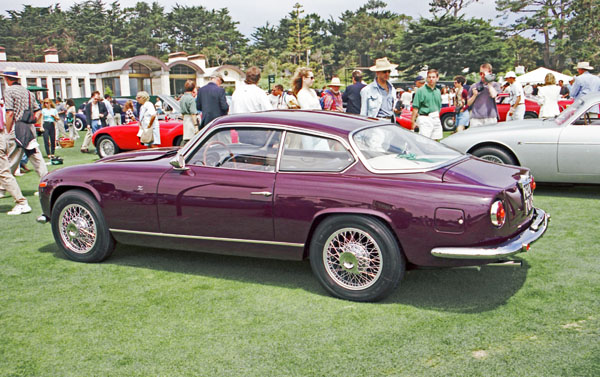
[575, 62, 594, 70]
[369, 57, 398, 72]
[327, 77, 344, 87]
[0, 67, 20, 80]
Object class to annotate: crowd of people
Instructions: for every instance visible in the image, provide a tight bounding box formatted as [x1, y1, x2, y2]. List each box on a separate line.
[1, 57, 599, 216]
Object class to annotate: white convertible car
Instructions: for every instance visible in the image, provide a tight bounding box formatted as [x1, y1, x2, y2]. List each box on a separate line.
[442, 93, 600, 184]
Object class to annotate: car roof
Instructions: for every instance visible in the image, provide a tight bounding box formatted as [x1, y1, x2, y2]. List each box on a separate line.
[211, 110, 386, 138]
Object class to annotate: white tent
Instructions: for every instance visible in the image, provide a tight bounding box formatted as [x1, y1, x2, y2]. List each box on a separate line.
[515, 67, 572, 85]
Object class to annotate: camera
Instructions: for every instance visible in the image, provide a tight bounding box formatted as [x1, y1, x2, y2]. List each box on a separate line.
[475, 73, 496, 91]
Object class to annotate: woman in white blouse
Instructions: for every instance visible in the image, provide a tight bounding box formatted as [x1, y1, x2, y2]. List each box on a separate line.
[136, 91, 161, 147]
[292, 67, 321, 110]
[535, 73, 561, 118]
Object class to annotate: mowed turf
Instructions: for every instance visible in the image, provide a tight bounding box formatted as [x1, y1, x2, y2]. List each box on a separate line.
[0, 133, 598, 376]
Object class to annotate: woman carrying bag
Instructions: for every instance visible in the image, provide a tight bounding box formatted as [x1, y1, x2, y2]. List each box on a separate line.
[135, 91, 160, 147]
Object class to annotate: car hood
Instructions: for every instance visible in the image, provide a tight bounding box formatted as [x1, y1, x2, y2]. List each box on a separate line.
[442, 156, 529, 188]
[97, 147, 178, 163]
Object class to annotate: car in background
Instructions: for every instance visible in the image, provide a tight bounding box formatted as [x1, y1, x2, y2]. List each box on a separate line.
[38, 110, 549, 302]
[439, 93, 574, 131]
[441, 93, 600, 184]
[92, 95, 184, 158]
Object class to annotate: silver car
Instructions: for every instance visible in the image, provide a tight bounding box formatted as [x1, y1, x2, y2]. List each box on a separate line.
[442, 93, 600, 184]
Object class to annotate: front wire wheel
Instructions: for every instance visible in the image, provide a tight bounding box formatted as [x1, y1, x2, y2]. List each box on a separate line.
[51, 190, 115, 262]
[310, 215, 405, 302]
[58, 203, 97, 254]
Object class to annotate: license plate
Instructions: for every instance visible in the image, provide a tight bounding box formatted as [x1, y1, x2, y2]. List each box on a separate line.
[522, 182, 533, 213]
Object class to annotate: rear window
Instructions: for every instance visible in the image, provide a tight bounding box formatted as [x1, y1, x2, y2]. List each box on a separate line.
[352, 125, 462, 172]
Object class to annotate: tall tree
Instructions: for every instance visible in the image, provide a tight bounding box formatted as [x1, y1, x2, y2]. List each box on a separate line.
[394, 16, 507, 78]
[286, 3, 313, 65]
[564, 0, 600, 69]
[495, 0, 572, 70]
[429, 0, 481, 17]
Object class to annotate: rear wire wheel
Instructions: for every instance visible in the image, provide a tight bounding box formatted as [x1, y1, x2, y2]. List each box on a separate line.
[309, 215, 405, 302]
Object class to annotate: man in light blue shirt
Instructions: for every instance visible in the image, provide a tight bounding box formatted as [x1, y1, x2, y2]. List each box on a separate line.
[360, 57, 397, 120]
[570, 62, 600, 101]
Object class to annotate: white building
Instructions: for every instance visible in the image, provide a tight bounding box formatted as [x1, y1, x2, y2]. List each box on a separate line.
[0, 47, 245, 99]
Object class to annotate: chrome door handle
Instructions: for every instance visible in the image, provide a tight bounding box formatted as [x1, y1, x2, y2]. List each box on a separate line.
[251, 191, 272, 197]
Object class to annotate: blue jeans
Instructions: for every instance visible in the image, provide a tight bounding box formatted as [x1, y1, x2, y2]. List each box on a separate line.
[91, 119, 101, 133]
[456, 111, 470, 127]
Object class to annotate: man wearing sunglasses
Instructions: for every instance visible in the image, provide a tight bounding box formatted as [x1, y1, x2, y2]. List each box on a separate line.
[360, 57, 397, 121]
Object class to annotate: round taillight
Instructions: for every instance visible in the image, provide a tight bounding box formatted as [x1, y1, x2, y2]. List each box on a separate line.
[531, 176, 536, 191]
[490, 200, 506, 228]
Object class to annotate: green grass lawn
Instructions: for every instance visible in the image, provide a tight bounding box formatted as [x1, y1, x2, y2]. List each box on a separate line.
[1, 134, 599, 376]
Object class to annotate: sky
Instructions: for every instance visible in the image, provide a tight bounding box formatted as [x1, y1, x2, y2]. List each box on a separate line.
[1, 0, 502, 37]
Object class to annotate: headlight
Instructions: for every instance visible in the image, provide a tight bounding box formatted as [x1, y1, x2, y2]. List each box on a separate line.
[490, 200, 506, 228]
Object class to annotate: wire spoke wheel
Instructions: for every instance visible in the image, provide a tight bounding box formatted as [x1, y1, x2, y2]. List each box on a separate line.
[59, 204, 97, 254]
[323, 227, 382, 290]
[479, 154, 505, 164]
[99, 139, 115, 157]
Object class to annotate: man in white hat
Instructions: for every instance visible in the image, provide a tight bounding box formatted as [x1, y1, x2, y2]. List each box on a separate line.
[504, 71, 525, 121]
[360, 57, 397, 121]
[322, 76, 344, 112]
[570, 62, 600, 101]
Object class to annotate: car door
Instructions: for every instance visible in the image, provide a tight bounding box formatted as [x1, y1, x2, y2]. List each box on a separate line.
[557, 102, 600, 180]
[156, 127, 281, 241]
[273, 131, 356, 243]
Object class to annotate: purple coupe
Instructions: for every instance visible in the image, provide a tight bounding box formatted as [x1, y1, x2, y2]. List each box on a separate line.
[38, 111, 549, 301]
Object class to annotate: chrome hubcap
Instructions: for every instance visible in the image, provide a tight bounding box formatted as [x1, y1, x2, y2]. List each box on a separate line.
[100, 140, 115, 157]
[59, 204, 97, 254]
[323, 227, 382, 290]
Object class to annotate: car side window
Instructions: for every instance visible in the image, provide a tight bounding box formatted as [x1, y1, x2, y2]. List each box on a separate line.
[188, 127, 281, 172]
[279, 131, 354, 172]
[573, 104, 600, 126]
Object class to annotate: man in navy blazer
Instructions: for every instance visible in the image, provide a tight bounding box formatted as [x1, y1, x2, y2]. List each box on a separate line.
[342, 70, 365, 114]
[196, 73, 229, 128]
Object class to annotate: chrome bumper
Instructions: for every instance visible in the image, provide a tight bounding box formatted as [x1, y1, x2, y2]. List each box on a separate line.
[431, 208, 550, 259]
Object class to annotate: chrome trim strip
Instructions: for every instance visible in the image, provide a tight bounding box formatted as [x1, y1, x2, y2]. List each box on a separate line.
[109, 228, 305, 248]
[431, 208, 549, 259]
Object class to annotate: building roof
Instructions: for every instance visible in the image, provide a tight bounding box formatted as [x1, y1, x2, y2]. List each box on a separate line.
[0, 55, 169, 76]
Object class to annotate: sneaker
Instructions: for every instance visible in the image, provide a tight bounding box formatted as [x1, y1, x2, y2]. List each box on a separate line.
[34, 191, 39, 197]
[7, 203, 32, 215]
[14, 169, 24, 176]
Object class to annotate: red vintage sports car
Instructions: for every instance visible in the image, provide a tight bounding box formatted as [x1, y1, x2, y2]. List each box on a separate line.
[92, 95, 185, 158]
[38, 110, 549, 302]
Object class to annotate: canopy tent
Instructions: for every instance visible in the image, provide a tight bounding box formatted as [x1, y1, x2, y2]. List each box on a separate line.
[515, 67, 572, 85]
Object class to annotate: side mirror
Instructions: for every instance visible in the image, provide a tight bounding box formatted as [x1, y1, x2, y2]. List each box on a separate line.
[169, 152, 189, 171]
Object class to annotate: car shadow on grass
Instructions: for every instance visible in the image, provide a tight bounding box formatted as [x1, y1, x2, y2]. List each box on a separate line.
[39, 242, 529, 313]
[535, 184, 600, 199]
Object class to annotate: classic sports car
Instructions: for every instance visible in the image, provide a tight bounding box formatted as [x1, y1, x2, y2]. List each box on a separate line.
[93, 95, 184, 158]
[442, 93, 600, 184]
[37, 111, 549, 301]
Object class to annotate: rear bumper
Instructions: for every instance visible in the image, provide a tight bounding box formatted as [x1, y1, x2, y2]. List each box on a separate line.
[431, 208, 549, 259]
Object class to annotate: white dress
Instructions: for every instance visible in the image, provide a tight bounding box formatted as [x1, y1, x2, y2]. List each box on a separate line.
[537, 85, 561, 118]
[296, 88, 321, 110]
[138, 101, 160, 145]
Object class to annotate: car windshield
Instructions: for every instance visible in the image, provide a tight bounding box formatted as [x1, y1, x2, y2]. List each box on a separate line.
[556, 98, 585, 125]
[352, 124, 463, 172]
